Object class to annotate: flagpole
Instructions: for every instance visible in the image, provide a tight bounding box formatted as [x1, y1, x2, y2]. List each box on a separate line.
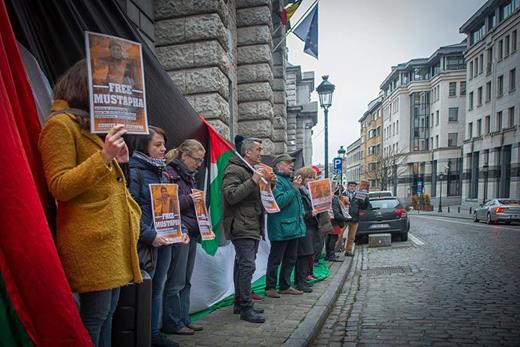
[272, 0, 319, 53]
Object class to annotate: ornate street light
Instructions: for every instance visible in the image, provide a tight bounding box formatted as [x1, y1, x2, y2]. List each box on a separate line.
[316, 75, 335, 178]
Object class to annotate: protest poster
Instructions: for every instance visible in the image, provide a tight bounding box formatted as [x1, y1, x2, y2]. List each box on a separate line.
[355, 180, 370, 200]
[308, 178, 332, 215]
[85, 32, 149, 134]
[255, 163, 280, 214]
[191, 189, 215, 241]
[150, 184, 183, 243]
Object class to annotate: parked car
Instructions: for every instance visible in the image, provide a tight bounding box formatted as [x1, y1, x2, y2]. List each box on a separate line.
[473, 199, 520, 224]
[368, 191, 393, 199]
[357, 197, 410, 241]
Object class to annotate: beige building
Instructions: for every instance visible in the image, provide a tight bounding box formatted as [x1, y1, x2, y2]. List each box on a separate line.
[460, 0, 520, 202]
[359, 96, 383, 190]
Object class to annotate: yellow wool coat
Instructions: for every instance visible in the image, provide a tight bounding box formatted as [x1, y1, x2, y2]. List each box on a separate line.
[38, 100, 142, 293]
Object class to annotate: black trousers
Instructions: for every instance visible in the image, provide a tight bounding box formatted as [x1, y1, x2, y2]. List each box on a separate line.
[265, 239, 298, 291]
[295, 255, 312, 287]
[325, 234, 338, 259]
[232, 238, 259, 309]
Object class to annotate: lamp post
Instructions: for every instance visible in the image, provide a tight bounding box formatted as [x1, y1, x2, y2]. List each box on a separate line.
[338, 145, 346, 187]
[316, 75, 335, 178]
[438, 172, 444, 212]
[483, 163, 489, 203]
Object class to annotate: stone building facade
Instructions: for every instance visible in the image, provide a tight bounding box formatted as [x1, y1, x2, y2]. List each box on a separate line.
[116, 0, 296, 155]
[286, 65, 318, 165]
[346, 137, 363, 184]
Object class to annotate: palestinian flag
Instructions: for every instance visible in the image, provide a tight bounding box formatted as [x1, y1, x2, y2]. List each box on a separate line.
[198, 116, 235, 256]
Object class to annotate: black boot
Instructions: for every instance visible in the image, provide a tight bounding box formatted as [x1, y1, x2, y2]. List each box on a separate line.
[296, 284, 313, 293]
[240, 307, 266, 323]
[233, 305, 264, 315]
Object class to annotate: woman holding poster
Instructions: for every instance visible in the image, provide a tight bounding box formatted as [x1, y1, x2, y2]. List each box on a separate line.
[162, 139, 210, 335]
[39, 60, 142, 347]
[128, 126, 181, 347]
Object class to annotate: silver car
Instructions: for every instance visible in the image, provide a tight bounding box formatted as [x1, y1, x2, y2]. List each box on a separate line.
[473, 199, 520, 224]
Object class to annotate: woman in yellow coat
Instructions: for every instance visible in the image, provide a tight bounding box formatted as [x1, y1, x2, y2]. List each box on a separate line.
[38, 60, 142, 347]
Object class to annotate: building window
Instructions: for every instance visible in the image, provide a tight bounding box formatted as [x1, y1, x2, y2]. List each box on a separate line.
[448, 133, 458, 147]
[460, 81, 466, 95]
[513, 30, 517, 52]
[477, 119, 482, 136]
[449, 82, 456, 96]
[448, 107, 458, 121]
[498, 75, 504, 97]
[505, 35, 511, 56]
[497, 111, 503, 131]
[486, 48, 492, 74]
[488, 13, 497, 30]
[474, 57, 479, 76]
[486, 81, 492, 102]
[477, 87, 483, 106]
[510, 68, 516, 91]
[469, 92, 474, 110]
[396, 120, 399, 135]
[479, 53, 484, 74]
[468, 122, 473, 139]
[498, 40, 503, 60]
[485, 115, 491, 134]
[469, 61, 474, 79]
[436, 110, 439, 125]
[509, 107, 515, 127]
[500, 1, 515, 21]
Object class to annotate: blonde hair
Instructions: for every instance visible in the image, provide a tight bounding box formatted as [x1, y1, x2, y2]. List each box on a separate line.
[165, 139, 205, 164]
[295, 166, 316, 180]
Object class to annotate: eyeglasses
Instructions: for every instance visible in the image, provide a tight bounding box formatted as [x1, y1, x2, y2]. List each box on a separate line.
[188, 154, 204, 164]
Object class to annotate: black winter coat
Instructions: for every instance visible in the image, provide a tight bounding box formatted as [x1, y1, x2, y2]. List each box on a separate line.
[344, 191, 370, 223]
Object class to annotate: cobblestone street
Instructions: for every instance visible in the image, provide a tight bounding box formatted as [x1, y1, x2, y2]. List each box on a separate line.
[313, 215, 520, 346]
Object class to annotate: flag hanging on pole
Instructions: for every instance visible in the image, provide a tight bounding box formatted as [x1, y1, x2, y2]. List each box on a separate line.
[280, 0, 302, 25]
[198, 115, 235, 256]
[293, 3, 318, 58]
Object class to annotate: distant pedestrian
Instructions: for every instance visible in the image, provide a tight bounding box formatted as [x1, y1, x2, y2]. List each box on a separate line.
[326, 183, 347, 262]
[265, 154, 307, 298]
[343, 181, 369, 256]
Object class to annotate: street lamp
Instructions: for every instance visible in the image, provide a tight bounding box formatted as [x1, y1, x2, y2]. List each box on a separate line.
[483, 163, 489, 203]
[316, 75, 335, 178]
[438, 172, 444, 212]
[338, 145, 346, 187]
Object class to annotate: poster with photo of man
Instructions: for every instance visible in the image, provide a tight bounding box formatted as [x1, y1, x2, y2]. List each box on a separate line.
[150, 184, 183, 243]
[85, 31, 149, 134]
[308, 178, 333, 214]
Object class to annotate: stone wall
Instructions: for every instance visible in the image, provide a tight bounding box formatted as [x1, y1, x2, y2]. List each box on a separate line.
[154, 0, 237, 140]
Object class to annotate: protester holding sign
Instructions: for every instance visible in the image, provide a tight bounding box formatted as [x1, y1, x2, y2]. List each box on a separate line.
[294, 166, 320, 292]
[327, 184, 348, 262]
[222, 138, 267, 323]
[162, 140, 209, 335]
[38, 60, 142, 347]
[265, 154, 307, 298]
[128, 126, 181, 347]
[343, 181, 370, 257]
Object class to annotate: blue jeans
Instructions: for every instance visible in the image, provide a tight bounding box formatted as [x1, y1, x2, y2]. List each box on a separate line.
[162, 237, 197, 332]
[150, 245, 172, 337]
[79, 287, 120, 347]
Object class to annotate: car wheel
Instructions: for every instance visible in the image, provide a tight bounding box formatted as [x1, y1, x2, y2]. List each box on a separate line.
[473, 212, 479, 223]
[486, 213, 493, 225]
[401, 233, 408, 242]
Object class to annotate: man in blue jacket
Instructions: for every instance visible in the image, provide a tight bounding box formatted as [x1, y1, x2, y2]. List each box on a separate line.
[265, 154, 307, 298]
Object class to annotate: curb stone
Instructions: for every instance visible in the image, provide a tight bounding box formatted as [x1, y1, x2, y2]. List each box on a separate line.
[410, 211, 473, 220]
[282, 256, 354, 347]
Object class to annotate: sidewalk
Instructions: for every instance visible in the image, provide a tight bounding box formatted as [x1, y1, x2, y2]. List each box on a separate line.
[168, 257, 353, 347]
[410, 206, 473, 220]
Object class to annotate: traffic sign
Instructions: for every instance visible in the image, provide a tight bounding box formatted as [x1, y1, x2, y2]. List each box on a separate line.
[333, 157, 342, 172]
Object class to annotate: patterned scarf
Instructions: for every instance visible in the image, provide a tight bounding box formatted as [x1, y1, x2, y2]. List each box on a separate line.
[133, 151, 166, 168]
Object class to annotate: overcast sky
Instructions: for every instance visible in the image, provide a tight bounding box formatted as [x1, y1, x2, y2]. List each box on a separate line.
[286, 0, 487, 165]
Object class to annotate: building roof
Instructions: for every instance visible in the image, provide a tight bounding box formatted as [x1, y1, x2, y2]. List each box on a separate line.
[347, 137, 362, 152]
[459, 0, 500, 34]
[358, 96, 383, 122]
[379, 40, 466, 90]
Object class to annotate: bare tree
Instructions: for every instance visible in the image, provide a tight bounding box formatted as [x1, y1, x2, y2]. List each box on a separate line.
[363, 147, 409, 191]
